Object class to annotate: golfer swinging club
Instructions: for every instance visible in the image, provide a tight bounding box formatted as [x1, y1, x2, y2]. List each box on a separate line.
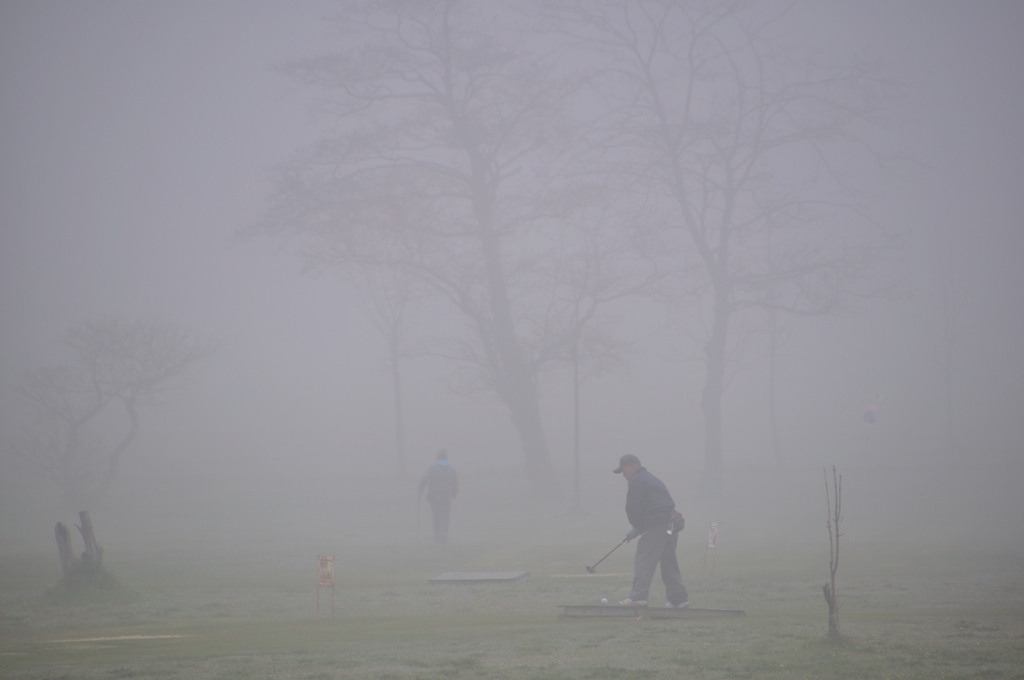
[614, 454, 689, 608]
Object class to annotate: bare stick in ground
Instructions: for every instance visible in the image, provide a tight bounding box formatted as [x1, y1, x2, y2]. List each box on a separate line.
[76, 510, 103, 565]
[823, 466, 842, 641]
[54, 522, 74, 576]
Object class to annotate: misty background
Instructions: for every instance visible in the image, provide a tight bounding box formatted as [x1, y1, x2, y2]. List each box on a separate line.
[1, 0, 1022, 571]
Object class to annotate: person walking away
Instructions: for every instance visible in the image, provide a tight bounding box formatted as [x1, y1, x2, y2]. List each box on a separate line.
[418, 449, 458, 543]
[613, 454, 688, 607]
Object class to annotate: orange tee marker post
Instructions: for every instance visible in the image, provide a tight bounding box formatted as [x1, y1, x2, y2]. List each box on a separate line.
[316, 555, 335, 620]
[702, 522, 720, 577]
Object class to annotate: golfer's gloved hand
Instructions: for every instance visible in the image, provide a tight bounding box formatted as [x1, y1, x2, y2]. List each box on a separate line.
[625, 527, 641, 542]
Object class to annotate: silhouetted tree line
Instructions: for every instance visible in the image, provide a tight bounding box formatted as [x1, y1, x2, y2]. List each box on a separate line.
[252, 0, 898, 497]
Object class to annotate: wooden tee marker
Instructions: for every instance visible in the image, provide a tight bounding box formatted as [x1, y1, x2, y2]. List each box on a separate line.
[316, 555, 335, 619]
[702, 522, 720, 577]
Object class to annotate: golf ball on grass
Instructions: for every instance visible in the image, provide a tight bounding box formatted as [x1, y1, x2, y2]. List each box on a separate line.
[601, 598, 608, 604]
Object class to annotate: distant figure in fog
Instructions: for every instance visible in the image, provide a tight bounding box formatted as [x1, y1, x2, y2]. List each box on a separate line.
[418, 449, 459, 543]
[863, 393, 882, 424]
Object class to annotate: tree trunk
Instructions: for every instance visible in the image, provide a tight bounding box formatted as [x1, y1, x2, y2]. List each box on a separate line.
[391, 341, 407, 475]
[943, 346, 955, 454]
[572, 344, 581, 511]
[477, 214, 555, 495]
[96, 399, 139, 500]
[55, 522, 74, 576]
[700, 280, 730, 494]
[505, 377, 556, 495]
[768, 306, 785, 469]
[76, 510, 103, 565]
[823, 583, 840, 640]
[939, 261, 959, 454]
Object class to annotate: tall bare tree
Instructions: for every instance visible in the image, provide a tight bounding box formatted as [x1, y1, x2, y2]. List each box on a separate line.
[348, 265, 421, 476]
[10, 318, 215, 507]
[546, 197, 660, 510]
[547, 0, 896, 490]
[256, 1, 589, 494]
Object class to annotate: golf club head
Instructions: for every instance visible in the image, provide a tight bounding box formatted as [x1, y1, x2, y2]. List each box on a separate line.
[585, 565, 596, 573]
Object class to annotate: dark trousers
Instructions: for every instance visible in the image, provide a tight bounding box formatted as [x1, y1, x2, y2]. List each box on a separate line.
[430, 499, 451, 543]
[629, 523, 688, 605]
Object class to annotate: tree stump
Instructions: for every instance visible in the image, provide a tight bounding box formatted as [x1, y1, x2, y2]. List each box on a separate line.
[76, 510, 103, 565]
[54, 522, 74, 576]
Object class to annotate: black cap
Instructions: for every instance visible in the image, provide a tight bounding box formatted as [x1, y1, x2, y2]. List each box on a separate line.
[613, 454, 641, 474]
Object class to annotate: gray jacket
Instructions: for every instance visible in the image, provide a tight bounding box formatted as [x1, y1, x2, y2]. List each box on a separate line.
[418, 461, 458, 503]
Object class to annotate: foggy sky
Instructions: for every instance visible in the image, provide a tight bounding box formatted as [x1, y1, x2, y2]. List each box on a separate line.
[1, 1, 1022, 552]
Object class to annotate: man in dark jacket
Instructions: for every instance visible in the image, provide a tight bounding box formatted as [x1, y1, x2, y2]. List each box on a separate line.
[418, 449, 459, 543]
[614, 454, 689, 607]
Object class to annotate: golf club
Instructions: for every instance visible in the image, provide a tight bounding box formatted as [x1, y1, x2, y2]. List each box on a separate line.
[586, 538, 628, 573]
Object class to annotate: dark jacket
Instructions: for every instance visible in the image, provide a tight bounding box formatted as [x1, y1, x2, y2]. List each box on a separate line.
[419, 461, 458, 503]
[625, 467, 675, 532]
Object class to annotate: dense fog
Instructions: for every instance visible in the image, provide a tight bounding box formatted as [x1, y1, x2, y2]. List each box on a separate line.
[1, 0, 1022, 569]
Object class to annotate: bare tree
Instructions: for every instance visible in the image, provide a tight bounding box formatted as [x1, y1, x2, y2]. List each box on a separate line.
[255, 0, 587, 494]
[549, 205, 650, 510]
[11, 318, 215, 507]
[349, 265, 421, 476]
[546, 1, 897, 490]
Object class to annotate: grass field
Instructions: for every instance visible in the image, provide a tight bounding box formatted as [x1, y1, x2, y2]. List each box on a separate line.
[2, 539, 1022, 679]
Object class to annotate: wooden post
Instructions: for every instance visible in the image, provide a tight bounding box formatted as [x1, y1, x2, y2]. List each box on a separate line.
[76, 510, 103, 565]
[54, 522, 74, 576]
